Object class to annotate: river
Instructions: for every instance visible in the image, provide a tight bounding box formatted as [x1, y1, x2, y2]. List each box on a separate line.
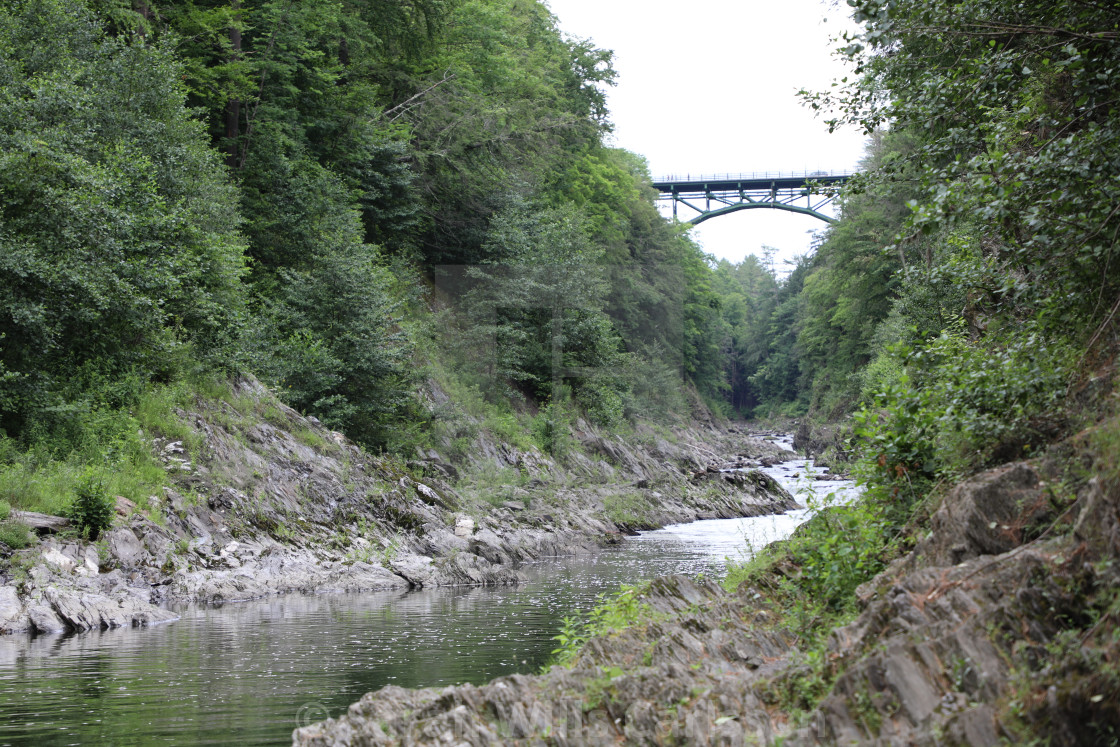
[0, 436, 858, 746]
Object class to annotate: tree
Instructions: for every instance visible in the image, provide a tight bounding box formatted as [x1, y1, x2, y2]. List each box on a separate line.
[449, 202, 628, 423]
[807, 0, 1120, 338]
[0, 0, 245, 439]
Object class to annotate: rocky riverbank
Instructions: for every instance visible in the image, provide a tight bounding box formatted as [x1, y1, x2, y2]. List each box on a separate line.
[0, 377, 799, 635]
[295, 439, 1120, 745]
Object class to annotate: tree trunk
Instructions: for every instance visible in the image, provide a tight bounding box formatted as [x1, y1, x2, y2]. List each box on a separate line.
[133, 1, 150, 38]
[10, 510, 71, 534]
[225, 0, 243, 168]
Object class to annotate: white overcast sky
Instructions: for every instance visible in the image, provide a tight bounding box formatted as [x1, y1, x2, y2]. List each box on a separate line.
[545, 0, 869, 268]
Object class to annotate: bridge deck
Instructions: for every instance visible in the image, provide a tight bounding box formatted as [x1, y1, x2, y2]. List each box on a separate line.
[651, 172, 849, 195]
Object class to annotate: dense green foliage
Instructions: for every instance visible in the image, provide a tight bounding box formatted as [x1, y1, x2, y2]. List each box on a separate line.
[0, 0, 750, 523]
[820, 0, 1120, 493]
[2, 0, 1117, 537]
[67, 469, 115, 540]
[0, 0, 246, 440]
[718, 1, 1120, 721]
[0, 0, 716, 452]
[549, 583, 651, 668]
[704, 0, 1120, 427]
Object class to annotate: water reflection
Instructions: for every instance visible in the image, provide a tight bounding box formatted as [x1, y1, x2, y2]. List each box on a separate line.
[0, 438, 858, 746]
[0, 558, 704, 746]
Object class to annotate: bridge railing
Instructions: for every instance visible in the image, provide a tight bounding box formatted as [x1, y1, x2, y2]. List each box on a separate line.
[652, 170, 850, 183]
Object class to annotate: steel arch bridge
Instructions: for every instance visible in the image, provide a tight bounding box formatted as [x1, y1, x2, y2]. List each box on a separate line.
[650, 171, 851, 225]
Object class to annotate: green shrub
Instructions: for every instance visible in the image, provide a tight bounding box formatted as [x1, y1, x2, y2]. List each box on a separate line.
[482, 411, 532, 450]
[0, 499, 9, 521]
[854, 321, 1075, 495]
[549, 583, 652, 668]
[67, 470, 115, 540]
[531, 401, 573, 457]
[724, 496, 895, 618]
[619, 352, 688, 424]
[602, 492, 654, 530]
[0, 521, 33, 549]
[244, 234, 415, 452]
[577, 373, 627, 428]
[0, 0, 246, 442]
[784, 504, 892, 611]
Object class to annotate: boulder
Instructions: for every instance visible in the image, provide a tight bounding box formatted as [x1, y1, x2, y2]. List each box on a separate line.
[28, 602, 66, 634]
[41, 546, 78, 573]
[1073, 475, 1120, 557]
[114, 496, 138, 518]
[389, 553, 437, 588]
[918, 462, 1045, 566]
[453, 515, 475, 538]
[9, 510, 70, 534]
[106, 528, 147, 567]
[0, 586, 24, 632]
[415, 482, 455, 510]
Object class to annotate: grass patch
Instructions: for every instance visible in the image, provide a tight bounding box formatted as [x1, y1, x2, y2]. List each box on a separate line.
[459, 469, 534, 511]
[292, 425, 331, 451]
[1088, 411, 1120, 485]
[0, 374, 231, 521]
[601, 492, 656, 530]
[0, 520, 34, 549]
[482, 411, 534, 451]
[0, 434, 169, 519]
[132, 380, 207, 453]
[723, 490, 905, 644]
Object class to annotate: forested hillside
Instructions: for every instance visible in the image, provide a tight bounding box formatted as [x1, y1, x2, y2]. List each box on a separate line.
[1, 0, 1117, 487]
[0, 0, 735, 496]
[2, 0, 896, 523]
[4, 0, 1119, 525]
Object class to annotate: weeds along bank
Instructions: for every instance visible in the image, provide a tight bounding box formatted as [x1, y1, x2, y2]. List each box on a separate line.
[0, 375, 798, 635]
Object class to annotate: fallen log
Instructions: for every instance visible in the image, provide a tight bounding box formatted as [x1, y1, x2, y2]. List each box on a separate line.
[10, 510, 70, 534]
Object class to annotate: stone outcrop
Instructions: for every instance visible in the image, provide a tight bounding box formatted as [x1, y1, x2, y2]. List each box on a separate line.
[0, 539, 180, 634]
[905, 461, 1050, 567]
[781, 465, 1113, 746]
[296, 453, 1120, 746]
[0, 376, 797, 635]
[793, 422, 849, 471]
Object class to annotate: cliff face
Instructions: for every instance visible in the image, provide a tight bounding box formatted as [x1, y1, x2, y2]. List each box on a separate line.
[783, 461, 1118, 746]
[0, 377, 797, 635]
[294, 445, 1120, 746]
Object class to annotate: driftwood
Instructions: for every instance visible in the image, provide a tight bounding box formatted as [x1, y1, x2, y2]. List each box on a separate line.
[10, 510, 70, 534]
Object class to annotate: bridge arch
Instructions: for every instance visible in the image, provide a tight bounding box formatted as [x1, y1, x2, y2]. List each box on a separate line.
[650, 172, 850, 226]
[688, 200, 836, 225]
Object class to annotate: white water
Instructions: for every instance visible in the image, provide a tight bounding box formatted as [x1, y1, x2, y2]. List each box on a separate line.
[629, 433, 860, 571]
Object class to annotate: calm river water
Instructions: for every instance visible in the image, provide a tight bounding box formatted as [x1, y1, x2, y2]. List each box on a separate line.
[0, 436, 858, 746]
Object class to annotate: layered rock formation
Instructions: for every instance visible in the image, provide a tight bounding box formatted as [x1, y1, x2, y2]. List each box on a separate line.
[0, 378, 798, 635]
[295, 454, 1120, 746]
